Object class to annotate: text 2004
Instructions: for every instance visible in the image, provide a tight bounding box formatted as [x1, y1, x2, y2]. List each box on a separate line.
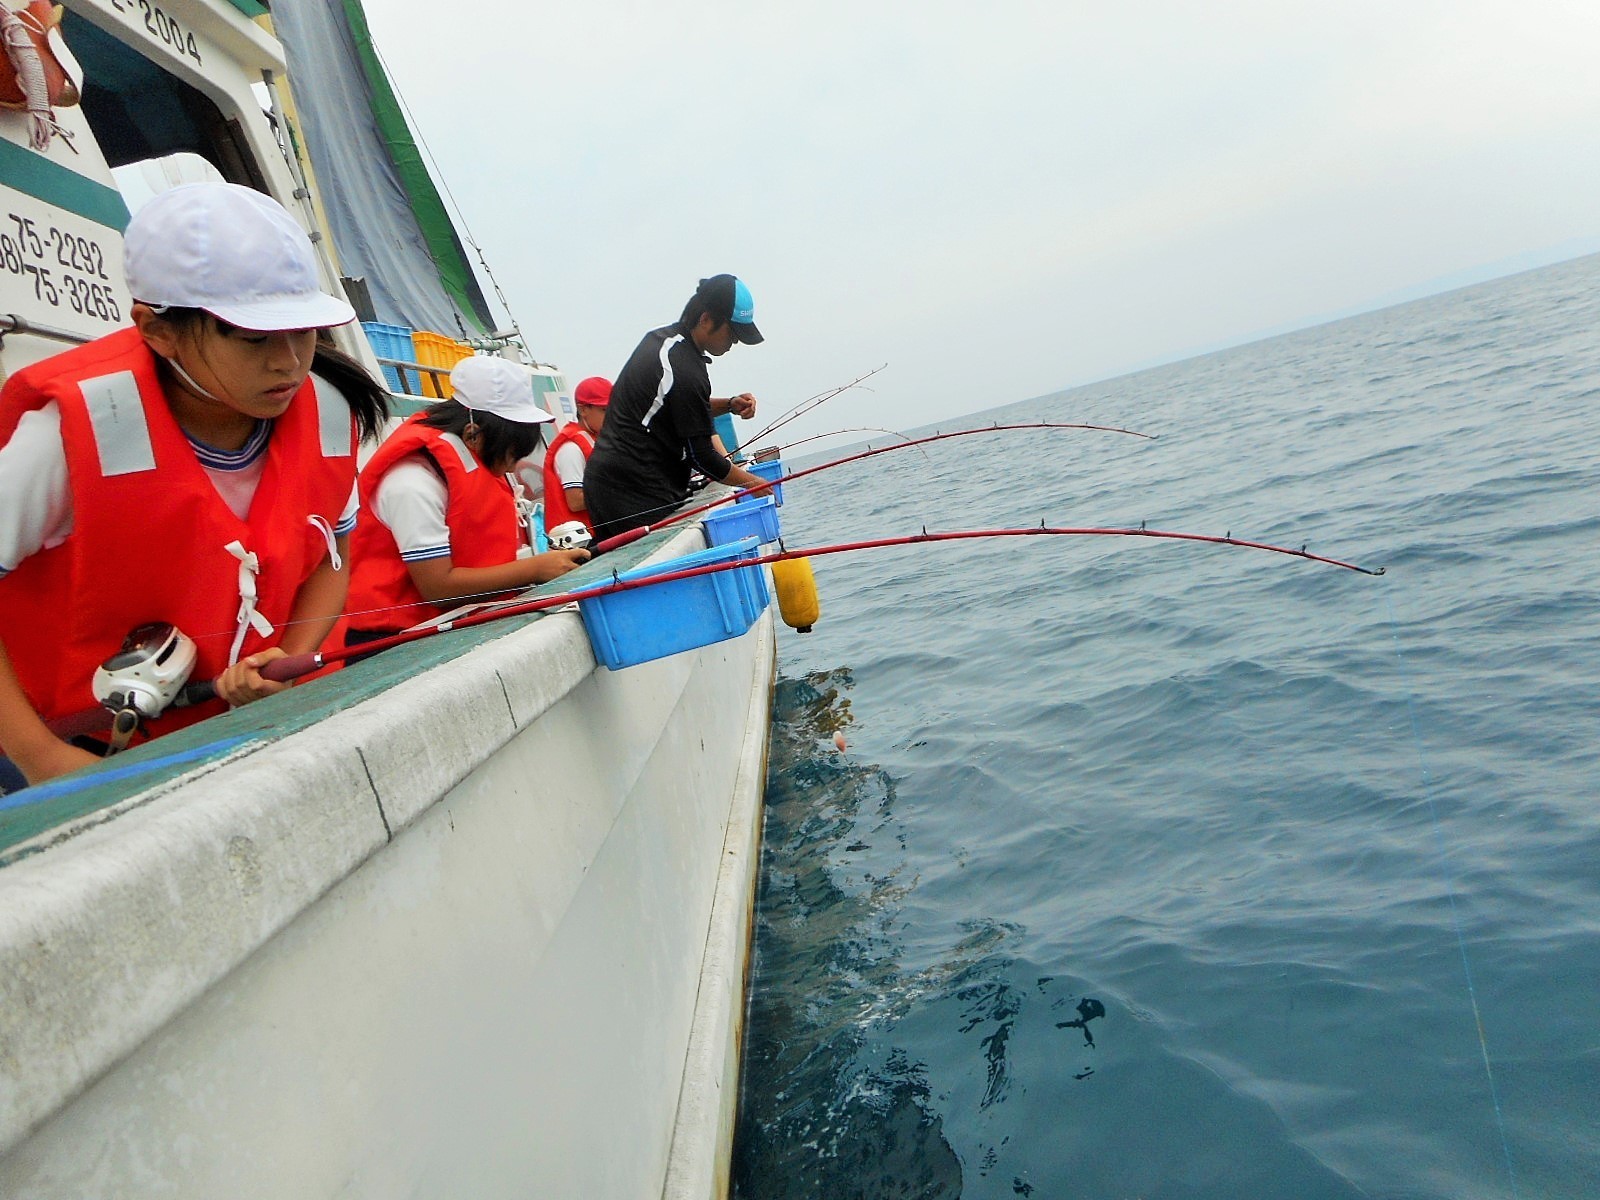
[108, 0, 202, 66]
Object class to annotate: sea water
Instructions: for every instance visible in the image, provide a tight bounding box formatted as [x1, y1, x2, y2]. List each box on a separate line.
[731, 255, 1600, 1199]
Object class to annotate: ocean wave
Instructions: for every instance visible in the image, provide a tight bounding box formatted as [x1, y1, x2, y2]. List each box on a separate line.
[736, 257, 1600, 1198]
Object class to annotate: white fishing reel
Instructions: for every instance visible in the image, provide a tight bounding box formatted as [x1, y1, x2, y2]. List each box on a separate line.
[547, 521, 593, 552]
[91, 622, 199, 720]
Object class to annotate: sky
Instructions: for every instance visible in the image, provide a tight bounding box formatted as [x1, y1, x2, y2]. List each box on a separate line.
[360, 0, 1600, 447]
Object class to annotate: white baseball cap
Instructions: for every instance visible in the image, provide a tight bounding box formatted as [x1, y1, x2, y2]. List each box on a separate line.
[451, 356, 554, 425]
[124, 181, 356, 331]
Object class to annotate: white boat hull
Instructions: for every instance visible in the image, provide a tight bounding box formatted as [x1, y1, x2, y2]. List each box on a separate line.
[0, 529, 773, 1198]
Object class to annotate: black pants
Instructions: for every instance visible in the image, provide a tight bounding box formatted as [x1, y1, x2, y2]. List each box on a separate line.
[343, 627, 406, 665]
[584, 453, 686, 543]
[0, 756, 28, 796]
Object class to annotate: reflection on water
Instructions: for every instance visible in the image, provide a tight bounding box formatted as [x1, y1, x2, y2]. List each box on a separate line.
[734, 673, 1115, 1199]
[732, 671, 963, 1199]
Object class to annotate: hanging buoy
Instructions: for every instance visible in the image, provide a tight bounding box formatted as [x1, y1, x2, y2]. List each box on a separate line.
[771, 555, 821, 632]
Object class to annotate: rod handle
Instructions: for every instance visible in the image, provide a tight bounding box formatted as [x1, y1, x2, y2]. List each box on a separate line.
[593, 526, 650, 554]
[178, 652, 320, 708]
[261, 653, 321, 682]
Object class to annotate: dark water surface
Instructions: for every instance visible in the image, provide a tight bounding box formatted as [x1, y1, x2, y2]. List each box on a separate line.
[731, 256, 1600, 1199]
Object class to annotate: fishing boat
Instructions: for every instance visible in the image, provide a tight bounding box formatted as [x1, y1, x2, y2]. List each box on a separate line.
[0, 2, 774, 1195]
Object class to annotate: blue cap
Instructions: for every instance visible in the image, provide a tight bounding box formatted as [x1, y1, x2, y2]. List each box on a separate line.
[697, 274, 764, 345]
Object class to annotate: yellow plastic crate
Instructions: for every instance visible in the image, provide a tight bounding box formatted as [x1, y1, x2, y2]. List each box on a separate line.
[413, 331, 475, 398]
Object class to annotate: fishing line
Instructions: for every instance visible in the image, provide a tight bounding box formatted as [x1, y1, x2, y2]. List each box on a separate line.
[558, 367, 893, 543]
[234, 524, 1383, 684]
[775, 427, 925, 458]
[173, 583, 579, 653]
[161, 522, 1389, 674]
[186, 423, 1139, 646]
[742, 364, 887, 446]
[1382, 590, 1520, 1198]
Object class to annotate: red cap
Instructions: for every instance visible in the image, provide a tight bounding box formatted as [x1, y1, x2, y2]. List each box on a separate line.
[575, 376, 611, 408]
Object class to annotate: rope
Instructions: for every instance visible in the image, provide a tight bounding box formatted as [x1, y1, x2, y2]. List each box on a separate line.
[1, 5, 53, 151]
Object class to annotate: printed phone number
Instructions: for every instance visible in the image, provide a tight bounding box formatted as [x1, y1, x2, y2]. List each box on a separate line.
[107, 0, 202, 66]
[2, 213, 121, 324]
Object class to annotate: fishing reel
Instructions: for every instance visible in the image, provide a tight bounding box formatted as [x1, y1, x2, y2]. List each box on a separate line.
[547, 521, 593, 552]
[90, 623, 200, 753]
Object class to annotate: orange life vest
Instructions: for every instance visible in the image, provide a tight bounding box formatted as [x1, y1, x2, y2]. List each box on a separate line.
[343, 415, 524, 635]
[541, 420, 596, 532]
[0, 326, 356, 741]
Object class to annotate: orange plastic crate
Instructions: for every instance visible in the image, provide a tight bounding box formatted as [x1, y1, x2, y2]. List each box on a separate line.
[412, 331, 474, 398]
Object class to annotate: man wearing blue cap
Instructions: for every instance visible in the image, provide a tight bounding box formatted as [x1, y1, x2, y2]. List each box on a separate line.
[584, 274, 769, 542]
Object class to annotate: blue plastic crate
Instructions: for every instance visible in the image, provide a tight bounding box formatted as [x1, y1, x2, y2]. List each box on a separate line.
[579, 537, 770, 670]
[361, 321, 419, 394]
[703, 495, 780, 546]
[713, 411, 741, 460]
[736, 457, 785, 507]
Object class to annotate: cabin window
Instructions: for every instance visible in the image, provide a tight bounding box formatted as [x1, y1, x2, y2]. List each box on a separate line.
[60, 11, 267, 192]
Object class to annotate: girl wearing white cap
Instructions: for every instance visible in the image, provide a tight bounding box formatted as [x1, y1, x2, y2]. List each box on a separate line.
[0, 181, 389, 788]
[340, 356, 589, 655]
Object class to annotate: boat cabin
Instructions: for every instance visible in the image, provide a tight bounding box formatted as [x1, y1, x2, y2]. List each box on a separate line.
[0, 0, 371, 378]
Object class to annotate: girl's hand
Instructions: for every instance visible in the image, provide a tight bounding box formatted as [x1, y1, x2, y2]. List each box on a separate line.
[214, 648, 292, 707]
[529, 548, 590, 583]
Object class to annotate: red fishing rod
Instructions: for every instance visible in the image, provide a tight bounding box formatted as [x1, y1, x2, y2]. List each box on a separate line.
[44, 518, 1378, 755]
[246, 523, 1382, 686]
[53, 522, 1382, 742]
[594, 421, 1159, 554]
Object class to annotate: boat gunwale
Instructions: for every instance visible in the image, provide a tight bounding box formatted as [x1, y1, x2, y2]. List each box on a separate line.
[0, 521, 687, 860]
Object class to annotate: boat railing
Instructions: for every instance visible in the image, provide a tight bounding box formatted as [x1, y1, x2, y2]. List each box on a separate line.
[0, 314, 93, 349]
[371, 355, 454, 396]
